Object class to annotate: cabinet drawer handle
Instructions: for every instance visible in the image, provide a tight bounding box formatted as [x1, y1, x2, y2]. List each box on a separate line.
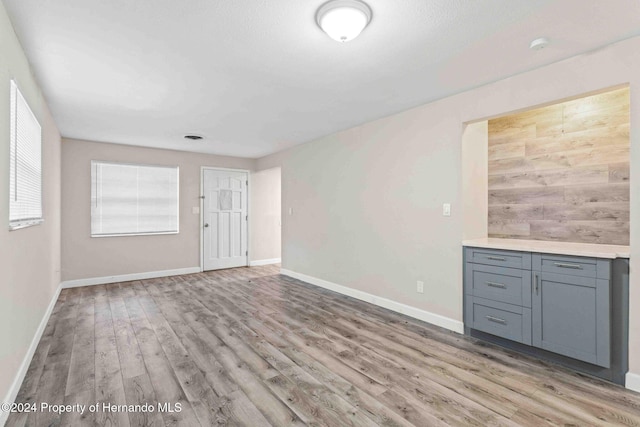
[487, 256, 506, 261]
[486, 315, 507, 325]
[553, 262, 583, 269]
[486, 281, 506, 289]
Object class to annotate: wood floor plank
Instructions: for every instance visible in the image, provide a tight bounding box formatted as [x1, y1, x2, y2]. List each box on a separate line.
[60, 288, 97, 426]
[157, 282, 307, 426]
[246, 272, 640, 421]
[65, 289, 95, 397]
[58, 388, 95, 427]
[173, 276, 382, 427]
[190, 275, 516, 426]
[6, 290, 69, 427]
[94, 286, 132, 427]
[133, 280, 271, 427]
[122, 373, 166, 427]
[113, 284, 201, 427]
[31, 288, 83, 427]
[109, 288, 147, 380]
[7, 265, 640, 427]
[195, 270, 632, 421]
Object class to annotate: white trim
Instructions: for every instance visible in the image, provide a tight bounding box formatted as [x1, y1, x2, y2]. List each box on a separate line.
[626, 372, 640, 393]
[91, 231, 179, 238]
[9, 218, 44, 231]
[200, 167, 250, 272]
[247, 171, 252, 268]
[1, 283, 62, 427]
[200, 168, 205, 272]
[60, 267, 200, 289]
[280, 269, 464, 334]
[249, 258, 281, 267]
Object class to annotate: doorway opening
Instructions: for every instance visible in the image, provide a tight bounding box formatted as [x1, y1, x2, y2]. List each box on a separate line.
[248, 167, 282, 267]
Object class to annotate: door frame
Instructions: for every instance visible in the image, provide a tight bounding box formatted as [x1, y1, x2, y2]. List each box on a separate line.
[200, 166, 251, 272]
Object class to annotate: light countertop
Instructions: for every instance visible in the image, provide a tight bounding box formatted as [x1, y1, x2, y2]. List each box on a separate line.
[462, 238, 630, 259]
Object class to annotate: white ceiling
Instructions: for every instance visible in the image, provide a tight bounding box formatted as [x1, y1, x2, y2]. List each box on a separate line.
[3, 0, 640, 158]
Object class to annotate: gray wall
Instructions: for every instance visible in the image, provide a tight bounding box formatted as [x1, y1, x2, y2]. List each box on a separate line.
[61, 138, 255, 281]
[250, 167, 281, 262]
[257, 36, 640, 384]
[0, 1, 62, 407]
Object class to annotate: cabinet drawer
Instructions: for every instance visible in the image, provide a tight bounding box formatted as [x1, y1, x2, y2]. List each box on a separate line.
[465, 247, 531, 269]
[465, 263, 531, 307]
[533, 253, 610, 279]
[468, 297, 532, 345]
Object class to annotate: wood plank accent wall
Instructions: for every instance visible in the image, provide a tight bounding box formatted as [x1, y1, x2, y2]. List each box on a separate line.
[487, 87, 630, 245]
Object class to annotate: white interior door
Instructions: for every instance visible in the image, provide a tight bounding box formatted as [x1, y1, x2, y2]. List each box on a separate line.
[203, 169, 248, 271]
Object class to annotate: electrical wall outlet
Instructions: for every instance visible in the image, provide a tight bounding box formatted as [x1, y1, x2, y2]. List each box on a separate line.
[417, 280, 424, 293]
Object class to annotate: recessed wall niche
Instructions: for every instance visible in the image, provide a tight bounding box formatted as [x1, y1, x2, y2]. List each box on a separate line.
[487, 87, 630, 245]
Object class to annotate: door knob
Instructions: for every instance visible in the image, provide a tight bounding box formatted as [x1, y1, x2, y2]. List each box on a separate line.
[204, 223, 209, 228]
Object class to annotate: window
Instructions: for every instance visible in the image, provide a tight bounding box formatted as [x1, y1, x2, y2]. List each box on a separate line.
[91, 161, 179, 237]
[9, 80, 43, 230]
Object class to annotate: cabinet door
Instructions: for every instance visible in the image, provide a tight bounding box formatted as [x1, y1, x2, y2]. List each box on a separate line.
[532, 271, 610, 367]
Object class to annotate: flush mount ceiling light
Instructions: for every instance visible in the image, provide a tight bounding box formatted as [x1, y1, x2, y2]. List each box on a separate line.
[316, 0, 372, 43]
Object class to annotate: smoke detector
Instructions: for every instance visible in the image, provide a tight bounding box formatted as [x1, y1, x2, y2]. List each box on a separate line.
[530, 37, 550, 51]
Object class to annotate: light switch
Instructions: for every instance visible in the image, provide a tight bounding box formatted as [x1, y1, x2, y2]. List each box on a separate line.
[288, 207, 293, 216]
[192, 207, 200, 214]
[443, 203, 451, 217]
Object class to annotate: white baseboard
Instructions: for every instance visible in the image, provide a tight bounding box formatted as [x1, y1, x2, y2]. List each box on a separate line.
[60, 267, 201, 289]
[1, 283, 62, 427]
[626, 372, 640, 393]
[249, 258, 281, 267]
[280, 269, 464, 334]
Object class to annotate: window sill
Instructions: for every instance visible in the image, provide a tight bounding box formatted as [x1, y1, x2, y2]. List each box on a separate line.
[91, 231, 179, 238]
[9, 219, 44, 231]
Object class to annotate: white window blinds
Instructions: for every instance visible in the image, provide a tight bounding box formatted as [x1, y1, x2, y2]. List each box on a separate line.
[9, 80, 43, 230]
[91, 161, 179, 236]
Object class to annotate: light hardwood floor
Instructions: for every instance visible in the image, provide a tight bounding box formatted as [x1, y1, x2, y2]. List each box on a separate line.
[6, 265, 640, 426]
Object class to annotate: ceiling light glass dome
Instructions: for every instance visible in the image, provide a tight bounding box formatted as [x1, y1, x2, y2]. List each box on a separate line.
[316, 0, 372, 43]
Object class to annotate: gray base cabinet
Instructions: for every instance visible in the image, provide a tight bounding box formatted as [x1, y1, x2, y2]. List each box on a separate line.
[464, 247, 612, 370]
